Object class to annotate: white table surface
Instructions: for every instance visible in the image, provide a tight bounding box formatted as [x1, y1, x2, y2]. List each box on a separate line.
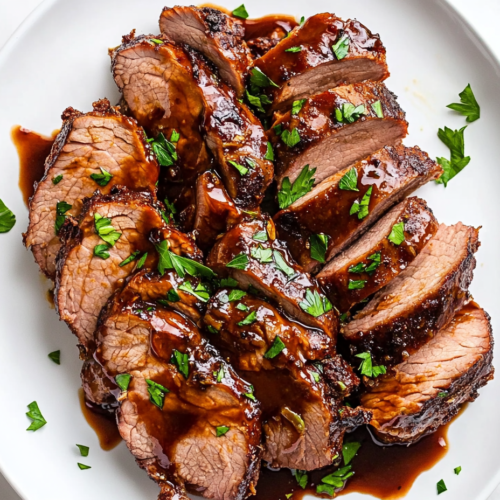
[0, 0, 499, 499]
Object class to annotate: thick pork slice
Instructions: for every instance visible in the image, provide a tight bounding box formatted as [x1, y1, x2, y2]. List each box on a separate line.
[274, 146, 442, 273]
[23, 99, 159, 278]
[207, 217, 338, 338]
[344, 223, 480, 366]
[269, 82, 408, 188]
[361, 303, 494, 444]
[319, 197, 439, 312]
[159, 6, 253, 96]
[204, 290, 369, 470]
[254, 13, 389, 111]
[95, 292, 261, 500]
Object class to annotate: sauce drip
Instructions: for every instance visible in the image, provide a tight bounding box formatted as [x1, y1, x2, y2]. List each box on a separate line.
[11, 125, 57, 206]
[78, 388, 122, 451]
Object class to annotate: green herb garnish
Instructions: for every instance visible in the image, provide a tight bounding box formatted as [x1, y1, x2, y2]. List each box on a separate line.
[388, 221, 405, 245]
[119, 250, 140, 267]
[299, 289, 332, 317]
[273, 250, 295, 277]
[48, 350, 60, 365]
[26, 401, 47, 431]
[281, 128, 301, 147]
[292, 99, 306, 116]
[214, 365, 225, 383]
[342, 442, 361, 465]
[52, 174, 63, 185]
[355, 352, 386, 378]
[264, 142, 274, 161]
[94, 213, 121, 246]
[226, 253, 249, 270]
[252, 231, 268, 242]
[295, 470, 308, 489]
[285, 46, 302, 53]
[454, 466, 462, 475]
[167, 288, 180, 302]
[437, 479, 447, 495]
[238, 310, 257, 326]
[348, 279, 366, 290]
[171, 350, 189, 378]
[149, 131, 178, 166]
[228, 160, 248, 176]
[90, 167, 113, 187]
[339, 167, 359, 191]
[250, 67, 279, 89]
[332, 34, 350, 60]
[349, 186, 372, 219]
[78, 463, 91, 470]
[447, 84, 480, 123]
[228, 289, 247, 301]
[55, 201, 72, 234]
[310, 234, 329, 263]
[216, 425, 230, 437]
[115, 374, 131, 391]
[264, 336, 286, 359]
[435, 126, 470, 187]
[93, 244, 110, 260]
[77, 444, 89, 457]
[220, 277, 239, 287]
[232, 4, 249, 19]
[150, 38, 164, 44]
[236, 303, 248, 311]
[320, 465, 354, 490]
[371, 100, 384, 118]
[278, 165, 316, 209]
[243, 385, 256, 401]
[178, 281, 210, 302]
[251, 245, 273, 263]
[336, 102, 365, 124]
[146, 379, 170, 409]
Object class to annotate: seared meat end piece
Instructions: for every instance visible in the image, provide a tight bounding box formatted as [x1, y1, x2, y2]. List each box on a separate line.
[81, 358, 118, 410]
[193, 171, 242, 252]
[186, 49, 274, 209]
[274, 146, 442, 273]
[269, 81, 408, 188]
[244, 15, 297, 58]
[319, 197, 439, 312]
[361, 303, 494, 444]
[204, 291, 369, 470]
[23, 99, 159, 279]
[254, 13, 389, 111]
[159, 6, 253, 96]
[344, 223, 480, 366]
[95, 294, 261, 500]
[207, 217, 339, 338]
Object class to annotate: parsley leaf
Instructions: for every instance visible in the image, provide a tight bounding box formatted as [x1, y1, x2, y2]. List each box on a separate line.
[119, 250, 140, 267]
[136, 252, 148, 269]
[236, 303, 248, 311]
[238, 310, 257, 326]
[52, 174, 63, 185]
[250, 67, 279, 89]
[342, 442, 361, 465]
[336, 103, 365, 123]
[243, 385, 256, 401]
[178, 281, 210, 302]
[320, 465, 354, 490]
[273, 124, 283, 135]
[220, 277, 239, 287]
[309, 369, 320, 383]
[251, 245, 273, 263]
[316, 484, 335, 497]
[447, 84, 480, 123]
[348, 279, 366, 290]
[78, 463, 91, 470]
[93, 244, 110, 259]
[388, 221, 405, 245]
[253, 231, 268, 242]
[310, 234, 329, 263]
[295, 470, 308, 489]
[232, 4, 248, 18]
[214, 365, 225, 382]
[48, 350, 60, 365]
[332, 34, 350, 60]
[281, 128, 301, 147]
[228, 289, 247, 301]
[349, 186, 372, 219]
[437, 479, 447, 495]
[365, 252, 381, 273]
[273, 250, 295, 277]
[94, 213, 121, 246]
[171, 350, 189, 378]
[228, 160, 248, 176]
[26, 401, 47, 431]
[226, 253, 249, 270]
[76, 444, 89, 457]
[55, 201, 72, 234]
[285, 46, 302, 53]
[277, 165, 316, 209]
[339, 167, 359, 191]
[355, 352, 386, 378]
[292, 99, 306, 115]
[371, 100, 384, 118]
[264, 336, 286, 359]
[454, 466, 462, 475]
[150, 132, 178, 166]
[435, 125, 470, 186]
[166, 288, 180, 302]
[161, 197, 177, 225]
[90, 167, 113, 187]
[264, 142, 274, 161]
[150, 38, 164, 45]
[115, 373, 131, 391]
[146, 379, 170, 409]
[299, 289, 332, 317]
[216, 425, 230, 437]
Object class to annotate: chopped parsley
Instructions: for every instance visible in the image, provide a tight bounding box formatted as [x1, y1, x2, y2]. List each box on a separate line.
[299, 289, 333, 317]
[264, 336, 286, 359]
[166, 289, 180, 302]
[178, 281, 210, 302]
[171, 350, 189, 378]
[437, 479, 447, 495]
[309, 369, 320, 383]
[336, 103, 366, 124]
[273, 250, 295, 277]
[76, 444, 89, 457]
[150, 38, 163, 45]
[281, 407, 305, 433]
[339, 167, 359, 191]
[332, 34, 350, 60]
[292, 99, 306, 115]
[435, 126, 470, 187]
[294, 470, 308, 489]
[348, 279, 366, 290]
[214, 365, 224, 383]
[149, 131, 179, 167]
[349, 252, 381, 275]
[48, 350, 60, 365]
[236, 303, 248, 312]
[319, 465, 354, 491]
[136, 252, 148, 269]
[252, 231, 268, 242]
[243, 385, 256, 401]
[115, 373, 131, 391]
[228, 289, 247, 301]
[232, 4, 248, 19]
[77, 463, 91, 470]
[26, 401, 47, 431]
[93, 244, 110, 260]
[355, 352, 386, 378]
[251, 245, 273, 263]
[90, 167, 113, 187]
[226, 253, 249, 270]
[94, 213, 121, 246]
[52, 174, 63, 185]
[371, 100, 384, 118]
[310, 234, 329, 263]
[349, 186, 372, 219]
[220, 277, 239, 287]
[146, 379, 170, 409]
[454, 466, 462, 475]
[277, 165, 316, 209]
[207, 325, 219, 335]
[342, 441, 361, 465]
[249, 67, 279, 89]
[447, 84, 480, 123]
[238, 310, 257, 326]
[438, 392, 448, 398]
[216, 425, 230, 437]
[281, 128, 301, 147]
[161, 197, 177, 225]
[285, 46, 302, 53]
[228, 160, 248, 176]
[388, 221, 405, 245]
[273, 124, 283, 135]
[264, 142, 274, 161]
[0, 199, 16, 233]
[119, 250, 140, 267]
[55, 201, 72, 234]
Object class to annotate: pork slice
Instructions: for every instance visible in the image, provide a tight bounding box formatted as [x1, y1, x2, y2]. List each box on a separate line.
[95, 294, 261, 500]
[274, 146, 442, 273]
[159, 6, 253, 96]
[254, 13, 389, 111]
[81, 358, 118, 410]
[185, 48, 273, 209]
[344, 223, 480, 366]
[244, 15, 297, 58]
[319, 197, 439, 312]
[193, 171, 241, 252]
[269, 81, 408, 188]
[23, 99, 159, 279]
[361, 303, 494, 444]
[206, 217, 339, 338]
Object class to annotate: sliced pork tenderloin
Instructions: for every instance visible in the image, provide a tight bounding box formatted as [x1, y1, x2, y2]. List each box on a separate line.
[344, 223, 480, 367]
[319, 197, 439, 312]
[244, 15, 297, 58]
[254, 13, 389, 111]
[206, 217, 338, 338]
[274, 146, 442, 273]
[269, 81, 408, 188]
[23, 99, 159, 279]
[159, 6, 253, 96]
[361, 303, 494, 444]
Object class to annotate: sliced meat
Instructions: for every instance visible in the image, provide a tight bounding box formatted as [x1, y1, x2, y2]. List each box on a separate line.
[193, 171, 242, 252]
[81, 358, 118, 410]
[318, 197, 439, 312]
[204, 291, 369, 470]
[185, 48, 273, 209]
[254, 13, 389, 111]
[274, 146, 442, 273]
[269, 81, 408, 188]
[206, 217, 338, 338]
[23, 99, 159, 279]
[343, 223, 480, 366]
[159, 6, 253, 96]
[95, 291, 261, 500]
[361, 303, 494, 444]
[55, 187, 202, 350]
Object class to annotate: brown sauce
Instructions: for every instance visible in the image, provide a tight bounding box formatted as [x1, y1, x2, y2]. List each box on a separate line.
[11, 125, 57, 206]
[243, 15, 298, 40]
[78, 388, 122, 451]
[46, 288, 55, 309]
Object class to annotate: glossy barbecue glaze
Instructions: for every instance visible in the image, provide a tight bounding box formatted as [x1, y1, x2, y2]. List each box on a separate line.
[274, 146, 442, 273]
[269, 82, 408, 187]
[319, 197, 439, 312]
[254, 13, 389, 111]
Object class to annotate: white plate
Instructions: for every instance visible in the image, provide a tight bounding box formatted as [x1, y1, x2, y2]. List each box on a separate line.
[0, 0, 499, 499]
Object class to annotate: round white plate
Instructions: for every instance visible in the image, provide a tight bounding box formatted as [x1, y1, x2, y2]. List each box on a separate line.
[0, 0, 499, 499]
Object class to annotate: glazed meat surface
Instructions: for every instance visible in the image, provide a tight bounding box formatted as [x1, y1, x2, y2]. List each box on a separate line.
[23, 99, 159, 279]
[159, 6, 253, 96]
[361, 303, 494, 444]
[274, 146, 442, 273]
[207, 217, 339, 338]
[319, 197, 439, 312]
[344, 223, 480, 366]
[244, 15, 297, 58]
[269, 81, 408, 188]
[254, 13, 389, 111]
